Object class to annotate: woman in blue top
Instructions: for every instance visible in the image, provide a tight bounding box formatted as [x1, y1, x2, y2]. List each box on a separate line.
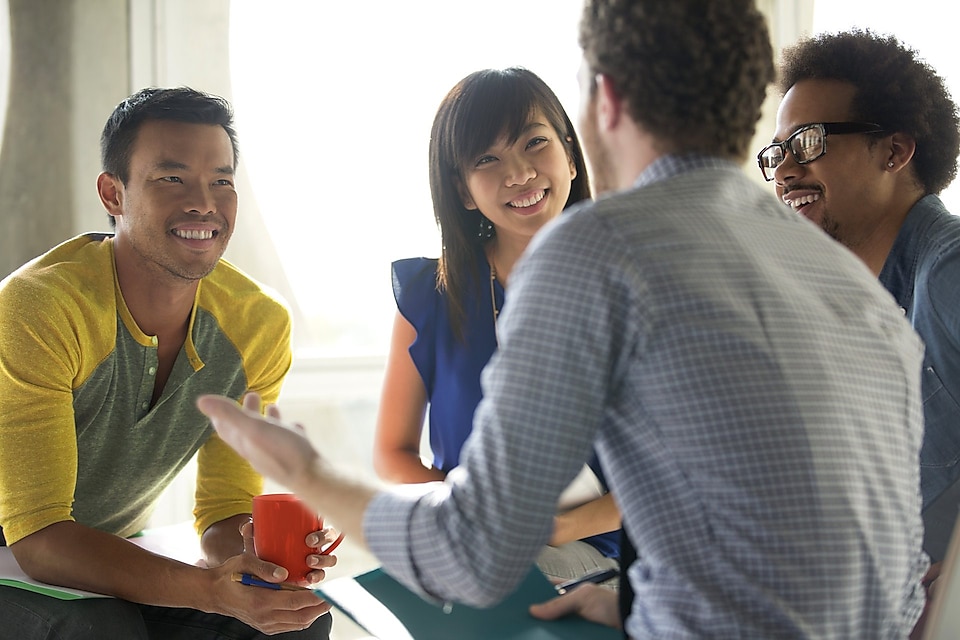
[373, 67, 620, 582]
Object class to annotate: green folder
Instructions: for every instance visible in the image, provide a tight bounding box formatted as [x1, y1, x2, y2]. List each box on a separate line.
[0, 578, 95, 600]
[316, 566, 621, 640]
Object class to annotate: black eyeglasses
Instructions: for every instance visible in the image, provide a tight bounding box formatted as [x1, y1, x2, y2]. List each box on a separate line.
[756, 122, 886, 181]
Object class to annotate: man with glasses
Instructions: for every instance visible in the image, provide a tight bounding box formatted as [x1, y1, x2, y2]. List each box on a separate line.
[760, 29, 960, 567]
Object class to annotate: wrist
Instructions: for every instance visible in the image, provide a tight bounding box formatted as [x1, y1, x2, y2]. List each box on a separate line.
[284, 455, 324, 497]
[190, 566, 222, 614]
[150, 558, 217, 610]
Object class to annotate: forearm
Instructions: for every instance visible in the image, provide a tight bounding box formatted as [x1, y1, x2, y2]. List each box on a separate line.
[289, 458, 380, 550]
[374, 448, 446, 484]
[551, 493, 621, 546]
[201, 513, 250, 566]
[12, 521, 211, 608]
[15, 519, 334, 634]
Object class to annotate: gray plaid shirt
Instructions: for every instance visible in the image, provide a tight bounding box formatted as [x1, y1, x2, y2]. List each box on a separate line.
[365, 155, 928, 638]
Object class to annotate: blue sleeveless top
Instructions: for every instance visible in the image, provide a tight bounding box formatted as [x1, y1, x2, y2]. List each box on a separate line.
[392, 256, 620, 558]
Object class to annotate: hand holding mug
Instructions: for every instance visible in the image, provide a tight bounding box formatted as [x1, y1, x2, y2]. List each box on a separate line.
[252, 493, 344, 585]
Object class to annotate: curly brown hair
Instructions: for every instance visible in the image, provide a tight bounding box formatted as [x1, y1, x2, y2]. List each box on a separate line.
[779, 29, 960, 195]
[578, 0, 774, 161]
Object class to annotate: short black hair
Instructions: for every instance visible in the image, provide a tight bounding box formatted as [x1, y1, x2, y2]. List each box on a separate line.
[100, 87, 238, 185]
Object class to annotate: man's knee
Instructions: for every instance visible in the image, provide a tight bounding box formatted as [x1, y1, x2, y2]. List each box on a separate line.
[137, 604, 333, 639]
[0, 587, 147, 639]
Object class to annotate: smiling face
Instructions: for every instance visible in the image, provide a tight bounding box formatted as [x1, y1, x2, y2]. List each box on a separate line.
[102, 119, 238, 284]
[459, 108, 576, 242]
[772, 79, 892, 250]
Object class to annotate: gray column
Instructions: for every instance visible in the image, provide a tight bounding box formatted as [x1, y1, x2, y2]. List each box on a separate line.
[0, 0, 127, 277]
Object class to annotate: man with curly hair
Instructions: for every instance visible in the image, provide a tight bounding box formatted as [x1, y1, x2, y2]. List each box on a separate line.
[197, 3, 928, 637]
[761, 30, 960, 563]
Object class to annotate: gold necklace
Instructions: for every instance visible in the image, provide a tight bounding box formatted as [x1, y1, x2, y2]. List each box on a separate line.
[489, 259, 500, 347]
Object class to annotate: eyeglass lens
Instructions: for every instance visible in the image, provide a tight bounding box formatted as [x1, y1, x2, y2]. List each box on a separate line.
[790, 127, 825, 162]
[759, 125, 826, 180]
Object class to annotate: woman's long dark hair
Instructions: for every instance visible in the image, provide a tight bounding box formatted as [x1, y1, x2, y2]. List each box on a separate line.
[429, 67, 591, 340]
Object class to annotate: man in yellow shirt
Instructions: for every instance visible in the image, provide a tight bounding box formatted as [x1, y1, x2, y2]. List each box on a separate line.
[0, 88, 332, 638]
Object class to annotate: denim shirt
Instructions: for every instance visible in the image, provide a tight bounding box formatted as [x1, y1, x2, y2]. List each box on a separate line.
[880, 194, 960, 508]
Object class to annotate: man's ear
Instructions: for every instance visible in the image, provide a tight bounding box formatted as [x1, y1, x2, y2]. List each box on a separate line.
[885, 132, 917, 172]
[97, 172, 124, 221]
[564, 136, 578, 181]
[595, 73, 623, 132]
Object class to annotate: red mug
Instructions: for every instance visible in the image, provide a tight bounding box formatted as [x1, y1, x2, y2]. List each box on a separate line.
[252, 493, 322, 583]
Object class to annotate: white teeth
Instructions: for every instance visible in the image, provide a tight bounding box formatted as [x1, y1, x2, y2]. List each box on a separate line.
[784, 193, 820, 209]
[174, 229, 214, 240]
[509, 190, 545, 208]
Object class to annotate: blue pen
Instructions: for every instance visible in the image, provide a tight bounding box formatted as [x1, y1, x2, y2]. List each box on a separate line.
[231, 572, 308, 591]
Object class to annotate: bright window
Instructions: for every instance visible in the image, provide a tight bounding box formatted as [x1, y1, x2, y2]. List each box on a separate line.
[230, 2, 960, 359]
[229, 1, 584, 356]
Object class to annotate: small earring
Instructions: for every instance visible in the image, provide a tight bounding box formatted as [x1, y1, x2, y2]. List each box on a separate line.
[478, 214, 495, 240]
[887, 161, 895, 168]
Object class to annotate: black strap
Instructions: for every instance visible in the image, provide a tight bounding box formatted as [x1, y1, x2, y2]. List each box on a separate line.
[618, 528, 635, 637]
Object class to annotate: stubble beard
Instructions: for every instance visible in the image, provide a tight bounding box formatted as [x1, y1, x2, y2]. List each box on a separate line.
[143, 230, 231, 284]
[816, 208, 852, 250]
[581, 115, 616, 197]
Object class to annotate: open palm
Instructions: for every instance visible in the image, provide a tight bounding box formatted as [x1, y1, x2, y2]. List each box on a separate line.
[198, 393, 318, 490]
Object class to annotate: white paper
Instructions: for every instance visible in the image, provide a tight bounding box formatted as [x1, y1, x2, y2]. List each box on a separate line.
[556, 464, 605, 512]
[319, 575, 415, 640]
